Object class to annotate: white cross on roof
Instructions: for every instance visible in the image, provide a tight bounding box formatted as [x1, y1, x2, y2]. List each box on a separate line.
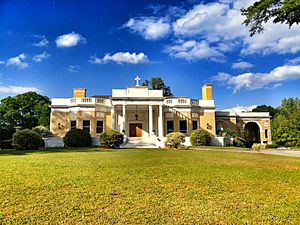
[134, 76, 141, 87]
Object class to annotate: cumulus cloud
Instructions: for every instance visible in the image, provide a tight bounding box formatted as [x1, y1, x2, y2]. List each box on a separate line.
[212, 64, 300, 93]
[32, 52, 50, 62]
[221, 105, 258, 112]
[89, 52, 149, 64]
[124, 18, 171, 40]
[0, 85, 40, 94]
[56, 32, 86, 48]
[6, 54, 29, 69]
[165, 40, 224, 61]
[125, 0, 300, 59]
[33, 38, 49, 47]
[232, 61, 254, 69]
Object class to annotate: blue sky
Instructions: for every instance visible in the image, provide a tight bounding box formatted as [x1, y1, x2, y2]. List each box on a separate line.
[0, 0, 299, 110]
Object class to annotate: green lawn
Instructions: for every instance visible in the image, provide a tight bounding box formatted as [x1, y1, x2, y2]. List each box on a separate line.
[1, 148, 300, 224]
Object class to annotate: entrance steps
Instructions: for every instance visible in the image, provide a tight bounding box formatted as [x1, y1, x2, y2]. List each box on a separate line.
[120, 137, 158, 149]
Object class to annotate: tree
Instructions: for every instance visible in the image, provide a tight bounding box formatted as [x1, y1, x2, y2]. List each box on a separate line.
[271, 97, 300, 147]
[252, 105, 278, 118]
[242, 0, 300, 36]
[0, 92, 51, 132]
[142, 77, 173, 96]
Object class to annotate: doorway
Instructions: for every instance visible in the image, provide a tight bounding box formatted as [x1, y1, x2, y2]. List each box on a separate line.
[129, 123, 143, 137]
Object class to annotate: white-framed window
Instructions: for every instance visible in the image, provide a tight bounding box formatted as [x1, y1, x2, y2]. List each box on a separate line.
[70, 120, 76, 130]
[96, 120, 104, 134]
[167, 120, 174, 133]
[192, 120, 198, 130]
[180, 120, 187, 133]
[82, 120, 90, 133]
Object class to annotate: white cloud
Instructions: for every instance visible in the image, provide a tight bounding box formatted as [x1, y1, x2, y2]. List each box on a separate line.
[221, 105, 257, 112]
[0, 61, 5, 65]
[165, 40, 224, 61]
[32, 52, 50, 62]
[67, 65, 80, 73]
[288, 57, 300, 65]
[126, 0, 300, 59]
[242, 22, 300, 55]
[6, 54, 29, 69]
[89, 52, 149, 64]
[232, 61, 254, 69]
[33, 38, 49, 47]
[56, 32, 86, 48]
[0, 85, 40, 94]
[125, 18, 171, 40]
[212, 64, 300, 93]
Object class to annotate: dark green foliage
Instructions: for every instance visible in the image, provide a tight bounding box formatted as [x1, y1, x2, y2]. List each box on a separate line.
[100, 130, 124, 148]
[165, 132, 185, 149]
[32, 126, 53, 138]
[12, 129, 42, 150]
[266, 143, 279, 148]
[100, 130, 123, 148]
[63, 129, 92, 147]
[0, 92, 51, 131]
[271, 98, 300, 147]
[233, 139, 245, 148]
[218, 128, 237, 138]
[190, 128, 211, 146]
[252, 105, 278, 118]
[242, 0, 300, 36]
[142, 77, 173, 96]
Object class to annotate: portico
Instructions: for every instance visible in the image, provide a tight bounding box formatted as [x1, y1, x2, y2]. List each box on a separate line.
[109, 76, 165, 138]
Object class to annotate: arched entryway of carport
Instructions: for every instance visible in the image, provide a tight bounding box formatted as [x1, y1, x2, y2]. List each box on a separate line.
[244, 121, 261, 147]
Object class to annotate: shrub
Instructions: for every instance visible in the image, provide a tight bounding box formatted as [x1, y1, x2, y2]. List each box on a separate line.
[100, 130, 123, 148]
[12, 129, 42, 150]
[252, 143, 266, 150]
[233, 139, 245, 148]
[0, 127, 15, 149]
[32, 126, 53, 138]
[266, 143, 279, 149]
[190, 128, 211, 146]
[165, 132, 185, 149]
[63, 129, 91, 147]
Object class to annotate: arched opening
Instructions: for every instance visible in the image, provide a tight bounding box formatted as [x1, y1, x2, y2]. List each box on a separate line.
[244, 122, 261, 147]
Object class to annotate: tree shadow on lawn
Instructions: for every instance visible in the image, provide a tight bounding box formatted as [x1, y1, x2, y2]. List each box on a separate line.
[0, 147, 116, 156]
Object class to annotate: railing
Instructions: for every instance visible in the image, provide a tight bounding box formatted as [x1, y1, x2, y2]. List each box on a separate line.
[52, 98, 108, 106]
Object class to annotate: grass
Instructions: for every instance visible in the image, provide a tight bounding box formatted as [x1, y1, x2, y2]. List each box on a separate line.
[1, 148, 300, 224]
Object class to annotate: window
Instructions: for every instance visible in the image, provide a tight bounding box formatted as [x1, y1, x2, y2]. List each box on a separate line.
[96, 120, 104, 134]
[82, 120, 90, 133]
[192, 121, 198, 130]
[70, 120, 76, 130]
[265, 129, 268, 139]
[180, 120, 187, 133]
[167, 120, 174, 133]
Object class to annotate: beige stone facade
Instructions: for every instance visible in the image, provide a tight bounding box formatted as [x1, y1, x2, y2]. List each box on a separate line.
[50, 78, 271, 145]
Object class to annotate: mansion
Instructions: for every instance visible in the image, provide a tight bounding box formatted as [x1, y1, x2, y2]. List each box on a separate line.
[50, 77, 272, 147]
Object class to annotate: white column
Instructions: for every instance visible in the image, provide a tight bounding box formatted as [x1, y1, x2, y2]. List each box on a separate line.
[111, 105, 116, 130]
[149, 105, 153, 137]
[158, 105, 163, 137]
[122, 104, 126, 133]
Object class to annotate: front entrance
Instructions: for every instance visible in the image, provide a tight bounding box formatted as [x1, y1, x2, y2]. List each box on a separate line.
[129, 123, 143, 137]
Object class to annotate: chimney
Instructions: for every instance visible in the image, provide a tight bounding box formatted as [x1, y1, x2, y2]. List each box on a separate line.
[202, 84, 213, 100]
[73, 88, 86, 98]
